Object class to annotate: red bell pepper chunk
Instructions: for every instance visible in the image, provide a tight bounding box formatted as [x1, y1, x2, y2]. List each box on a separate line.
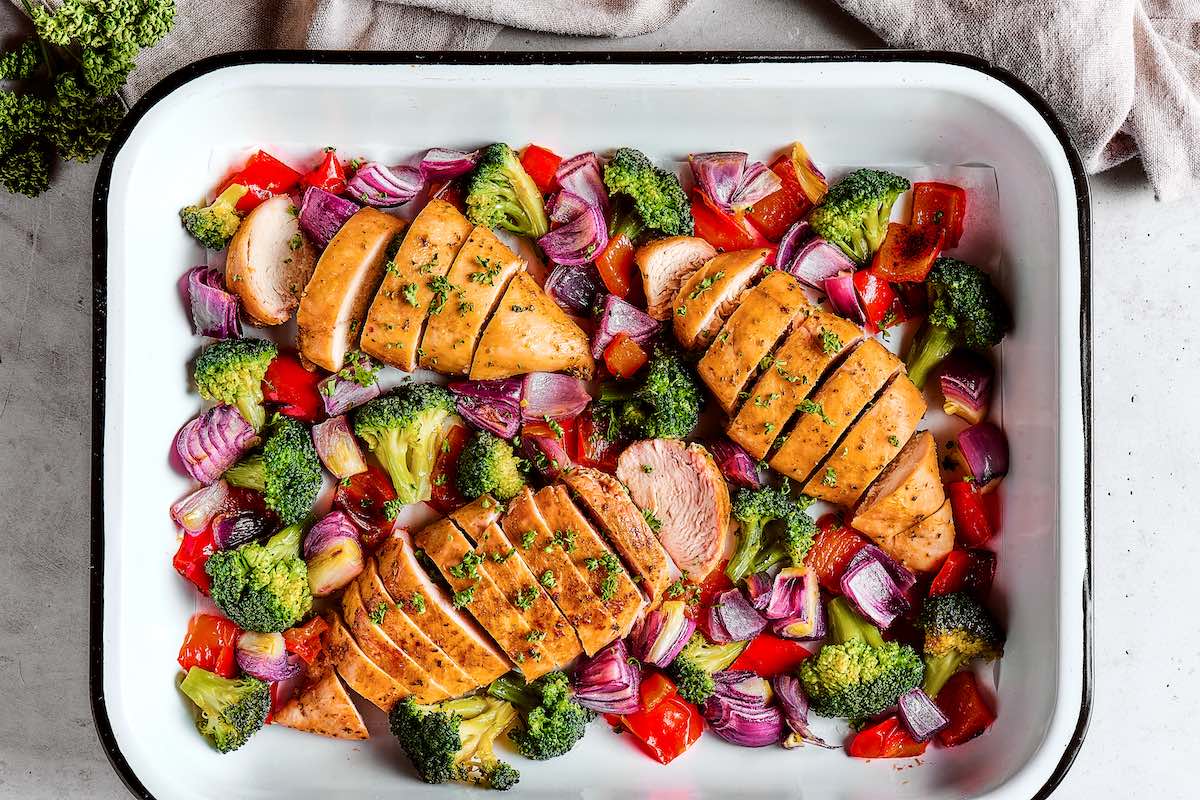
[520, 144, 562, 195]
[262, 352, 326, 424]
[929, 548, 997, 598]
[173, 528, 216, 595]
[427, 424, 470, 514]
[282, 616, 330, 665]
[300, 148, 348, 195]
[603, 332, 649, 379]
[616, 694, 704, 764]
[691, 189, 768, 252]
[947, 481, 1000, 547]
[218, 150, 302, 213]
[427, 179, 466, 212]
[870, 222, 944, 283]
[595, 233, 637, 299]
[729, 633, 811, 677]
[745, 156, 812, 241]
[333, 464, 398, 550]
[852, 269, 900, 334]
[846, 716, 928, 758]
[805, 514, 869, 593]
[574, 407, 623, 473]
[639, 671, 678, 713]
[911, 181, 967, 249]
[936, 671, 997, 746]
[178, 613, 242, 678]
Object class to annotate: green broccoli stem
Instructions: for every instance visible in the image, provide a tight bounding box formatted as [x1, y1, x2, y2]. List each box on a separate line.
[265, 522, 306, 559]
[750, 541, 788, 576]
[921, 651, 969, 699]
[608, 199, 646, 243]
[236, 395, 267, 432]
[441, 694, 491, 719]
[373, 429, 419, 503]
[726, 521, 765, 583]
[487, 676, 536, 712]
[828, 597, 885, 648]
[904, 322, 957, 389]
[224, 454, 266, 491]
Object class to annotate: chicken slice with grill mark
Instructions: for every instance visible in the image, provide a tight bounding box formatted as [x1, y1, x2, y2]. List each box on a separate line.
[635, 236, 718, 320]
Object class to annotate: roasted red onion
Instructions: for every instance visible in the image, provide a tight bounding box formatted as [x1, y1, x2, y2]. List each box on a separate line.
[744, 568, 778, 611]
[318, 353, 382, 416]
[938, 351, 995, 425]
[555, 152, 608, 216]
[898, 688, 949, 742]
[539, 192, 608, 266]
[520, 372, 591, 421]
[520, 432, 573, 480]
[176, 405, 258, 485]
[592, 294, 661, 360]
[449, 378, 522, 439]
[573, 639, 641, 714]
[212, 510, 272, 550]
[628, 600, 696, 667]
[790, 240, 857, 289]
[789, 141, 828, 205]
[545, 262, 603, 316]
[705, 588, 767, 644]
[823, 271, 866, 324]
[773, 674, 836, 749]
[956, 421, 1009, 487]
[763, 567, 821, 622]
[702, 671, 785, 747]
[775, 221, 813, 276]
[346, 161, 422, 207]
[840, 548, 911, 630]
[186, 266, 241, 339]
[772, 593, 827, 642]
[706, 438, 762, 489]
[689, 152, 781, 214]
[170, 480, 231, 536]
[236, 631, 303, 682]
[311, 416, 368, 479]
[304, 511, 365, 597]
[729, 161, 783, 212]
[418, 148, 479, 180]
[298, 186, 360, 249]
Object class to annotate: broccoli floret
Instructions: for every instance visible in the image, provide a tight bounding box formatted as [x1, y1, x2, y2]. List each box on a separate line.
[667, 631, 747, 706]
[920, 591, 1005, 698]
[178, 667, 270, 754]
[206, 522, 313, 632]
[808, 168, 910, 264]
[389, 695, 520, 790]
[488, 671, 594, 761]
[799, 597, 924, 719]
[223, 416, 322, 525]
[596, 347, 703, 441]
[179, 183, 248, 250]
[193, 337, 277, 431]
[353, 384, 456, 505]
[464, 143, 549, 238]
[603, 147, 693, 241]
[456, 430, 527, 502]
[904, 257, 1012, 387]
[725, 484, 816, 583]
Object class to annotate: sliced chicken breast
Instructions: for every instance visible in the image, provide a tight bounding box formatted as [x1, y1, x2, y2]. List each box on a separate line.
[533, 486, 645, 636]
[470, 271, 595, 379]
[802, 374, 927, 506]
[419, 226, 524, 375]
[355, 560, 477, 696]
[728, 311, 864, 459]
[375, 529, 510, 686]
[769, 339, 901, 484]
[501, 488, 619, 656]
[851, 430, 945, 540]
[273, 655, 369, 740]
[562, 468, 681, 604]
[635, 236, 718, 320]
[326, 613, 410, 712]
[672, 248, 770, 350]
[359, 199, 474, 371]
[297, 208, 405, 372]
[225, 194, 317, 326]
[877, 498, 955, 573]
[697, 271, 811, 414]
[616, 439, 730, 581]
[341, 581, 449, 703]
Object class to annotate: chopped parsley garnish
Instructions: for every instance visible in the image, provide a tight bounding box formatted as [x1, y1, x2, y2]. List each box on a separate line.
[818, 326, 842, 355]
[448, 551, 484, 581]
[821, 467, 838, 487]
[493, 548, 516, 563]
[797, 398, 835, 425]
[337, 350, 379, 387]
[521, 530, 537, 549]
[513, 585, 538, 611]
[641, 464, 654, 474]
[552, 529, 576, 553]
[469, 256, 500, 285]
[368, 603, 388, 625]
[409, 593, 426, 614]
[427, 275, 455, 315]
[526, 629, 546, 642]
[888, 435, 901, 447]
[289, 233, 302, 251]
[452, 586, 475, 609]
[401, 282, 420, 307]
[689, 270, 725, 300]
[539, 570, 557, 590]
[641, 508, 662, 532]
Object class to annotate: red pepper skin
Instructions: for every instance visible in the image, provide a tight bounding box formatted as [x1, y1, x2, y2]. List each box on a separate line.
[745, 156, 812, 241]
[173, 528, 216, 594]
[427, 424, 469, 514]
[178, 613, 242, 678]
[573, 407, 622, 473]
[805, 514, 869, 593]
[603, 332, 649, 379]
[616, 694, 704, 764]
[947, 481, 999, 547]
[695, 561, 733, 610]
[936, 671, 997, 746]
[846, 716, 928, 758]
[262, 352, 326, 423]
[595, 234, 636, 299]
[333, 465, 397, 550]
[300, 149, 348, 194]
[282, 617, 330, 665]
[911, 182, 967, 249]
[638, 671, 678, 713]
[691, 189, 766, 252]
[520, 145, 562, 195]
[729, 633, 811, 677]
[427, 179, 466, 212]
[929, 549, 997, 598]
[870, 222, 944, 283]
[218, 150, 302, 213]
[853, 269, 900, 333]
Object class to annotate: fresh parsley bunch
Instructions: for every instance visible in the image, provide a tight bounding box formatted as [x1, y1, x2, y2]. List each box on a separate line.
[0, 0, 175, 196]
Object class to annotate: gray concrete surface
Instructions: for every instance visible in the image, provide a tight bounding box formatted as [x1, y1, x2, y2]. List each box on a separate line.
[2, 1, 1196, 797]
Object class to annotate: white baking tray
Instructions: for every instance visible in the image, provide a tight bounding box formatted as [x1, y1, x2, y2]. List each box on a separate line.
[91, 52, 1091, 800]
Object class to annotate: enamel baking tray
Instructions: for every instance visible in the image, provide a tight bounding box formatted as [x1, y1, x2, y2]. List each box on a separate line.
[91, 52, 1091, 800]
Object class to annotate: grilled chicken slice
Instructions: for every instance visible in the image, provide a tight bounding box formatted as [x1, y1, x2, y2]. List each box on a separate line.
[413, 517, 552, 680]
[877, 498, 955, 573]
[851, 430, 945, 540]
[616, 439, 730, 581]
[471, 271, 595, 379]
[635, 236, 718, 320]
[769, 339, 901, 484]
[225, 194, 317, 326]
[562, 468, 681, 604]
[419, 226, 525, 375]
[501, 488, 620, 656]
[341, 581, 449, 703]
[375, 529, 510, 686]
[728, 310, 863, 459]
[672, 248, 770, 350]
[802, 375, 927, 506]
[359, 199, 473, 371]
[697, 271, 811, 414]
[326, 613, 409, 712]
[297, 208, 406, 371]
[533, 486, 645, 636]
[273, 651, 369, 740]
[355, 560, 477, 696]
[449, 499, 583, 668]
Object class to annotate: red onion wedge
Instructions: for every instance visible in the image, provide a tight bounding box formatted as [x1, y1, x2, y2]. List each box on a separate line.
[170, 480, 231, 536]
[236, 631, 303, 682]
[956, 421, 1009, 488]
[763, 567, 821, 621]
[898, 688, 949, 742]
[346, 161, 423, 208]
[790, 239, 857, 289]
[318, 353, 382, 416]
[520, 372, 591, 421]
[186, 266, 241, 339]
[823, 271, 866, 324]
[448, 378, 522, 439]
[545, 262, 603, 316]
[298, 186, 360, 249]
[938, 351, 995, 425]
[176, 405, 258, 485]
[840, 547, 912, 630]
[538, 191, 608, 266]
[706, 438, 763, 489]
[555, 152, 608, 216]
[311, 416, 368, 479]
[628, 600, 696, 667]
[520, 431, 573, 480]
[773, 674, 836, 749]
[775, 221, 813, 276]
[591, 294, 661, 360]
[772, 594, 826, 641]
[418, 148, 479, 180]
[304, 511, 365, 597]
[703, 671, 785, 747]
[729, 161, 783, 212]
[705, 588, 767, 644]
[573, 639, 641, 714]
[789, 141, 829, 205]
[690, 152, 782, 214]
[212, 510, 273, 550]
[744, 568, 778, 611]
[851, 544, 917, 594]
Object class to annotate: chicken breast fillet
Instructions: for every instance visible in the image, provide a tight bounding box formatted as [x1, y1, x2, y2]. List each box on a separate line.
[225, 194, 317, 326]
[635, 236, 718, 320]
[876, 498, 955, 573]
[672, 248, 770, 350]
[851, 430, 946, 540]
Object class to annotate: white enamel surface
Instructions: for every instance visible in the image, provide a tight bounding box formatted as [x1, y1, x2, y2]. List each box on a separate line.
[99, 60, 1086, 800]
